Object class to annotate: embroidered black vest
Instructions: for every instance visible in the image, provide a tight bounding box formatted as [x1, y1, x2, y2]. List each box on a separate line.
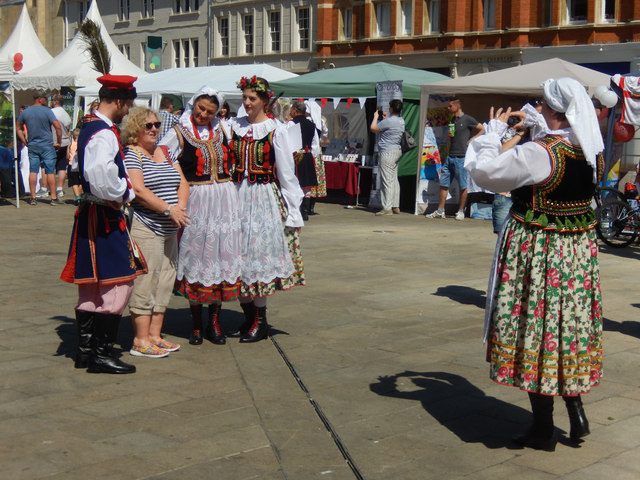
[231, 130, 276, 184]
[174, 124, 232, 184]
[77, 115, 129, 201]
[510, 135, 604, 232]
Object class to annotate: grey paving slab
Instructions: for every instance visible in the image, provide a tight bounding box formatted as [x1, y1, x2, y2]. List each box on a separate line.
[2, 196, 640, 479]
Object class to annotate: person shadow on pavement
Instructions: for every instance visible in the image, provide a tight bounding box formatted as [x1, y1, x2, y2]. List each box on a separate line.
[370, 371, 533, 449]
[52, 315, 76, 361]
[604, 315, 640, 340]
[432, 286, 486, 309]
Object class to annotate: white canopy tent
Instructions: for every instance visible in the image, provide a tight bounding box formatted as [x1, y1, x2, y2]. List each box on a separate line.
[0, 3, 53, 76]
[11, 0, 146, 91]
[416, 58, 613, 214]
[73, 64, 298, 120]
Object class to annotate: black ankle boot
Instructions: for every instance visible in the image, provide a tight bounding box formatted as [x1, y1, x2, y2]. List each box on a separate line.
[563, 395, 590, 440]
[75, 310, 94, 369]
[204, 303, 225, 345]
[230, 302, 255, 336]
[189, 303, 203, 345]
[512, 392, 557, 451]
[308, 198, 318, 215]
[240, 306, 269, 343]
[87, 314, 136, 374]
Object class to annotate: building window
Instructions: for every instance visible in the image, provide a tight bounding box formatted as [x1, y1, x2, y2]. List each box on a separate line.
[270, 11, 281, 53]
[602, 0, 615, 22]
[341, 8, 353, 40]
[192, 39, 199, 66]
[140, 42, 147, 70]
[118, 44, 130, 60]
[118, 0, 130, 21]
[400, 1, 412, 36]
[375, 2, 391, 38]
[142, 0, 154, 18]
[541, 0, 553, 26]
[425, 0, 440, 34]
[483, 0, 496, 30]
[78, 0, 88, 21]
[219, 17, 229, 56]
[183, 40, 190, 66]
[567, 0, 587, 23]
[173, 39, 198, 67]
[297, 7, 310, 50]
[244, 14, 254, 55]
[174, 0, 198, 14]
[174, 40, 180, 67]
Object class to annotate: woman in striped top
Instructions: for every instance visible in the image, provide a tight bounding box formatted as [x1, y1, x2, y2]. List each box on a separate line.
[122, 107, 190, 358]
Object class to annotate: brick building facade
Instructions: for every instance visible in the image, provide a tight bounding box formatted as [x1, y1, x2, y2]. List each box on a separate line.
[317, 0, 640, 76]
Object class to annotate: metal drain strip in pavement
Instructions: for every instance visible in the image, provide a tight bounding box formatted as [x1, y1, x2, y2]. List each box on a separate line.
[270, 335, 366, 480]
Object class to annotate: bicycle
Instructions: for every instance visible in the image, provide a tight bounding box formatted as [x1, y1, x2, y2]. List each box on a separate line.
[594, 186, 640, 248]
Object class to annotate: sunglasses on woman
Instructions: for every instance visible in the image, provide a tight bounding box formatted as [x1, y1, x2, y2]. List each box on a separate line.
[145, 122, 162, 130]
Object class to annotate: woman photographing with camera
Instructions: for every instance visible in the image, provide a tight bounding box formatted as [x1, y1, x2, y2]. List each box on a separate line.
[466, 78, 605, 451]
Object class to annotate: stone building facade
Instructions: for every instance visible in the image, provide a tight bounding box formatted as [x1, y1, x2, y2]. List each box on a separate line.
[208, 0, 316, 73]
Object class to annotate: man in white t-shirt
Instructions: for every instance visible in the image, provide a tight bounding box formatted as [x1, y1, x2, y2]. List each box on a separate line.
[51, 94, 72, 198]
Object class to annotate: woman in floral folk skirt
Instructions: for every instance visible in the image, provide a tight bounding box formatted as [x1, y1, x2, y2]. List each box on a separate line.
[465, 77, 605, 451]
[228, 76, 305, 343]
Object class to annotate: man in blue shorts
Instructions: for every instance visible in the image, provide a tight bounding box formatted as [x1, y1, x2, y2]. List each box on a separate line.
[427, 97, 484, 220]
[16, 91, 62, 206]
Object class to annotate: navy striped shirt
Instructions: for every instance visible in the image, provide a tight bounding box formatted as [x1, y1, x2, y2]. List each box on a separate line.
[124, 147, 181, 236]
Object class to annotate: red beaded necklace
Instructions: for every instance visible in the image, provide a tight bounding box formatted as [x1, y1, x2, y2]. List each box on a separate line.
[190, 115, 213, 140]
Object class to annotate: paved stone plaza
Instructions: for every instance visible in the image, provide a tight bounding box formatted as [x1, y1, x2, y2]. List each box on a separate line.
[1, 194, 640, 480]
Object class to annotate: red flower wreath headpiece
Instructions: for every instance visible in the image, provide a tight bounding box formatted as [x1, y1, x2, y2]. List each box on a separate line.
[237, 75, 274, 98]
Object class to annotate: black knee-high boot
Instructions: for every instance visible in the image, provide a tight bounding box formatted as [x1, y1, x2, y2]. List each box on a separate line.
[240, 306, 269, 343]
[189, 303, 203, 345]
[300, 198, 310, 221]
[563, 395, 590, 440]
[75, 310, 94, 369]
[513, 392, 557, 451]
[87, 314, 136, 374]
[204, 303, 225, 345]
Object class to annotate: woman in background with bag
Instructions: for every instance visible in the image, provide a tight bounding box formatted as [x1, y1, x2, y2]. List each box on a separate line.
[122, 107, 190, 358]
[370, 99, 405, 216]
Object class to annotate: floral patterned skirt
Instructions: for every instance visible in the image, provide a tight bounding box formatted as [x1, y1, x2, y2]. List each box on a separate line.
[487, 219, 603, 396]
[309, 155, 327, 198]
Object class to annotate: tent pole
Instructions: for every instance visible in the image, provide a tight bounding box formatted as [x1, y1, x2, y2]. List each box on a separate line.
[10, 82, 19, 208]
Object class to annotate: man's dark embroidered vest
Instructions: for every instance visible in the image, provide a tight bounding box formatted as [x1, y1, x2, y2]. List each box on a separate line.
[174, 124, 232, 184]
[231, 130, 276, 184]
[77, 115, 128, 201]
[510, 135, 604, 232]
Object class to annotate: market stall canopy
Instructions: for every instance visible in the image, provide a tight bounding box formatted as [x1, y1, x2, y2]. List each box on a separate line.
[75, 63, 298, 107]
[0, 4, 53, 76]
[271, 62, 449, 101]
[11, 0, 146, 90]
[421, 58, 611, 96]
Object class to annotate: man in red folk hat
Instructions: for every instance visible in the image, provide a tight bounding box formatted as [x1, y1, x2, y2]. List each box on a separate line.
[61, 74, 148, 374]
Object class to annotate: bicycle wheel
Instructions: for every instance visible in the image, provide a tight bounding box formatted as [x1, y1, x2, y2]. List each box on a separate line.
[594, 186, 625, 210]
[595, 199, 639, 248]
